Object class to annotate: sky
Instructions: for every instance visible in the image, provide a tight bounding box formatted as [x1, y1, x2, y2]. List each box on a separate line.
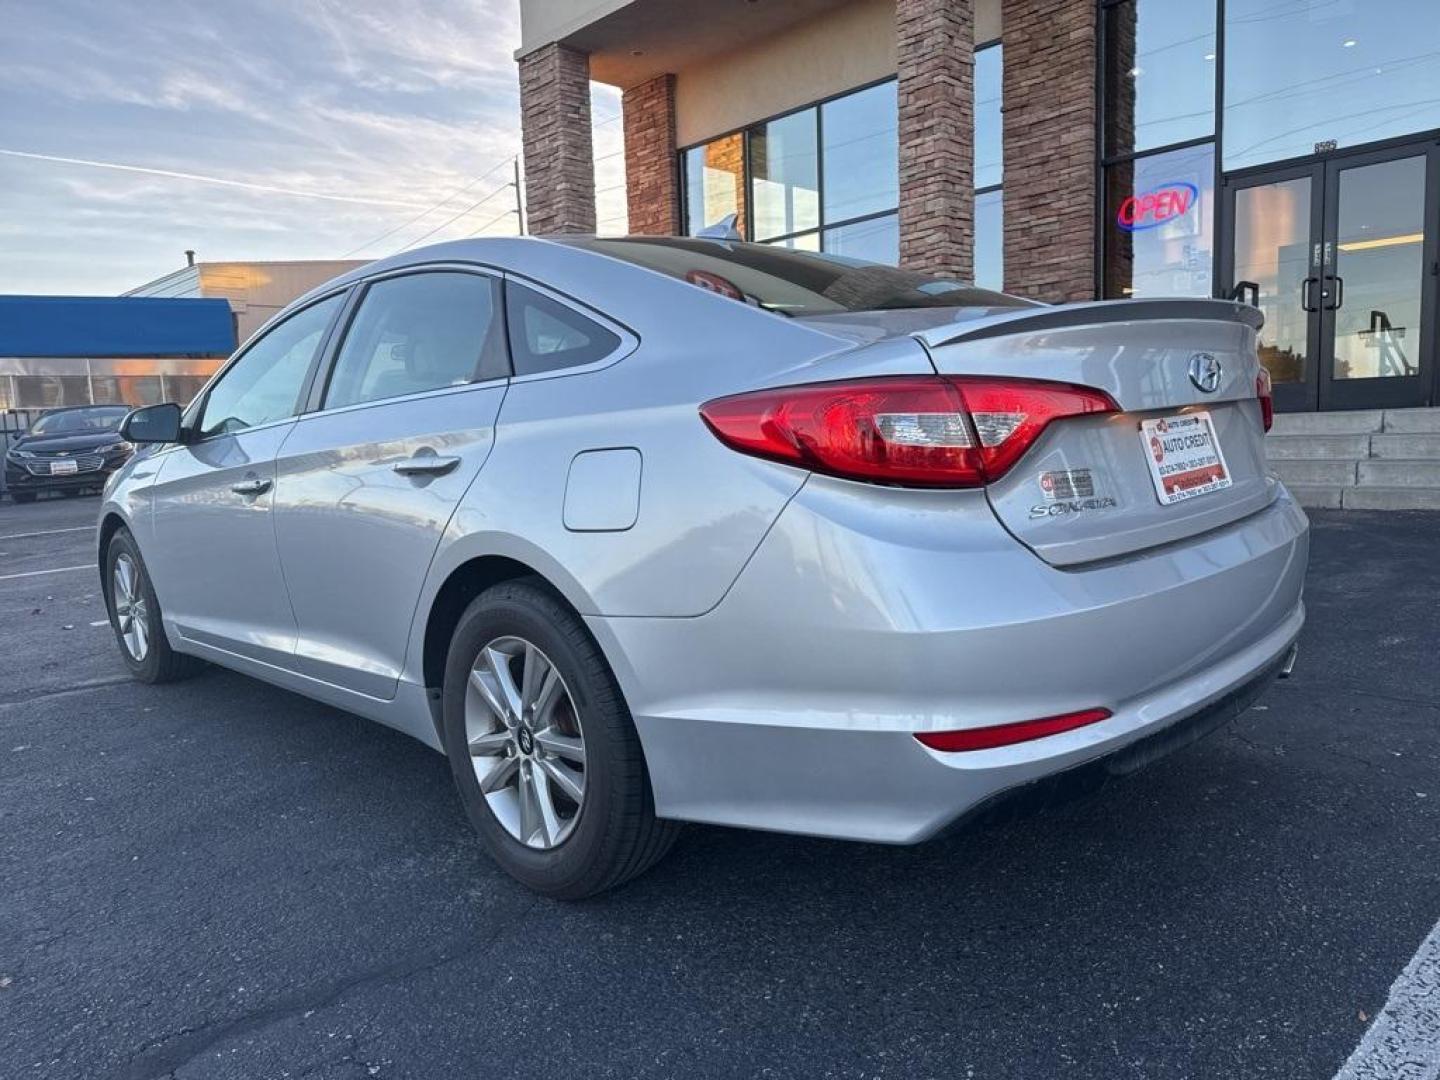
[0, 0, 625, 295]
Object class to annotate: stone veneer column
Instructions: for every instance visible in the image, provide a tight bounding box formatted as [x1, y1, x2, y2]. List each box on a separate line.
[622, 74, 681, 236]
[896, 0, 975, 278]
[1000, 0, 1099, 301]
[519, 43, 596, 234]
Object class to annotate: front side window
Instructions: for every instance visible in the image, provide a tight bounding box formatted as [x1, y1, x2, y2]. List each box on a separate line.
[199, 293, 342, 438]
[505, 283, 621, 376]
[323, 272, 503, 410]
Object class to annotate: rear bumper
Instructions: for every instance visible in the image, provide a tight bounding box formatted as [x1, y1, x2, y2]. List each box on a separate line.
[589, 482, 1309, 843]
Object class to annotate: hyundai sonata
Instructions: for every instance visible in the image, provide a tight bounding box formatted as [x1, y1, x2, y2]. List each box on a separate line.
[99, 237, 1307, 898]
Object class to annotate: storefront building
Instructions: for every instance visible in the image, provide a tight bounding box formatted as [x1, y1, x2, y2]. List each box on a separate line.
[516, 0, 1440, 412]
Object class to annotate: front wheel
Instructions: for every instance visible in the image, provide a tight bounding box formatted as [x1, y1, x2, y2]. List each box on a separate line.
[103, 528, 202, 683]
[442, 579, 680, 899]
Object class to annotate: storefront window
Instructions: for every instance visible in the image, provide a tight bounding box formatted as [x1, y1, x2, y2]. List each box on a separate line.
[1103, 142, 1215, 298]
[974, 189, 1003, 292]
[975, 44, 1003, 190]
[823, 214, 898, 264]
[1224, 0, 1440, 171]
[1104, 0, 1217, 158]
[682, 82, 901, 264]
[749, 109, 820, 242]
[820, 82, 897, 224]
[683, 133, 746, 237]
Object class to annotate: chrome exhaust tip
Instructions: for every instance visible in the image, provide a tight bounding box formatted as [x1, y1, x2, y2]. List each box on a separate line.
[1278, 644, 1299, 679]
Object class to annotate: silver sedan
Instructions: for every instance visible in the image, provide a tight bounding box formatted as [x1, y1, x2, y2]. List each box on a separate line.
[99, 237, 1308, 898]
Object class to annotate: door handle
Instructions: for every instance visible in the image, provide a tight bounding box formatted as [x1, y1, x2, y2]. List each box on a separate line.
[393, 454, 460, 477]
[230, 477, 272, 496]
[1229, 280, 1260, 307]
[1301, 276, 1320, 312]
[1326, 275, 1344, 310]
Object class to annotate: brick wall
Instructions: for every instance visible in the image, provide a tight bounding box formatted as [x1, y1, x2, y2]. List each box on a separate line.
[896, 0, 974, 278]
[622, 74, 680, 236]
[519, 43, 596, 234]
[1001, 0, 1098, 302]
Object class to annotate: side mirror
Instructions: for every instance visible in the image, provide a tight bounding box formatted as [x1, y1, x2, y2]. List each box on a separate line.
[121, 402, 184, 444]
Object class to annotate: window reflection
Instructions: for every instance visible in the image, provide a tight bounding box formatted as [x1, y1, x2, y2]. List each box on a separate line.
[821, 83, 898, 224]
[975, 45, 1003, 190]
[974, 190, 1004, 291]
[1104, 0, 1217, 158]
[1224, 0, 1440, 169]
[750, 109, 820, 242]
[683, 134, 746, 237]
[823, 214, 898, 264]
[1233, 177, 1312, 384]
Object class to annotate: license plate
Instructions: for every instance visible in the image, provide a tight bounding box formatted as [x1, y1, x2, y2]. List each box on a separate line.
[1139, 411, 1231, 505]
[50, 459, 78, 475]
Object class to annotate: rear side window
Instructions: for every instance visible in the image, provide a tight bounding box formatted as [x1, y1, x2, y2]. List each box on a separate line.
[324, 271, 504, 410]
[505, 282, 621, 376]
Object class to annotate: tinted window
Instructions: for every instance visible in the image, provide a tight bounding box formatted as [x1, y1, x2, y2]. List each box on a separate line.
[563, 237, 1030, 316]
[200, 294, 341, 437]
[324, 272, 502, 409]
[505, 283, 621, 376]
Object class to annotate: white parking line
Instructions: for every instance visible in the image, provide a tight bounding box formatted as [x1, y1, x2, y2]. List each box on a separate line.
[0, 564, 92, 582]
[1333, 917, 1440, 1079]
[0, 525, 92, 541]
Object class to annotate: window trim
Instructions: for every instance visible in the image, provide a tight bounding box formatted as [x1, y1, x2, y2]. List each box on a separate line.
[183, 286, 351, 445]
[500, 272, 638, 384]
[304, 264, 509, 415]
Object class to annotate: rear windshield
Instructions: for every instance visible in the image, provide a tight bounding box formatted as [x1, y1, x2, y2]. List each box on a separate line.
[560, 237, 1032, 317]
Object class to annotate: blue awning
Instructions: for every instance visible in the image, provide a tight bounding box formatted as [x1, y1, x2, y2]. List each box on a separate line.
[0, 295, 236, 358]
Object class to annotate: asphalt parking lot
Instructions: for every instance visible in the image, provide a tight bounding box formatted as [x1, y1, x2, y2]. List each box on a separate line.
[1, 494, 1437, 1080]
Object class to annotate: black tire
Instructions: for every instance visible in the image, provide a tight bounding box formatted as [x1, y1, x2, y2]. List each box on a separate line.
[11, 492, 36, 504]
[103, 527, 203, 684]
[442, 578, 681, 899]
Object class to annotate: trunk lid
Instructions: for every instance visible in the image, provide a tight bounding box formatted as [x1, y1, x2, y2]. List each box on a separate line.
[917, 299, 1274, 567]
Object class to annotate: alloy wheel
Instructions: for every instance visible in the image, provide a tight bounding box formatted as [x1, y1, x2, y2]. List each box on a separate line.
[112, 553, 150, 661]
[465, 635, 587, 849]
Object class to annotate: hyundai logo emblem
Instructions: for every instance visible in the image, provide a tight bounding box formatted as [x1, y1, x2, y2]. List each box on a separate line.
[1188, 352, 1223, 393]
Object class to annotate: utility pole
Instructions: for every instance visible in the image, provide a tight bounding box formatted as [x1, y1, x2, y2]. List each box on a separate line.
[513, 157, 525, 235]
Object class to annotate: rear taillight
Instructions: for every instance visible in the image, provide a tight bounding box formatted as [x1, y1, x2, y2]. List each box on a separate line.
[914, 708, 1113, 752]
[699, 376, 1117, 488]
[1256, 369, 1274, 432]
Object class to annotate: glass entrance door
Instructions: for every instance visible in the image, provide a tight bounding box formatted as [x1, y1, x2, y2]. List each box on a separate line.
[1220, 143, 1438, 411]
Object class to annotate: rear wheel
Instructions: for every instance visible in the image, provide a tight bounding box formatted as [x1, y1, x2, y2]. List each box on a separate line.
[442, 579, 680, 899]
[104, 528, 202, 683]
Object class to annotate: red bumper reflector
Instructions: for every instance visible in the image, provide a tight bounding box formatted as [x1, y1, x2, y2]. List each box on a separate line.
[914, 708, 1113, 752]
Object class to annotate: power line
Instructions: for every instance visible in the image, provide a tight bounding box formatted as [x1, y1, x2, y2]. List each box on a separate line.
[342, 155, 517, 257]
[470, 206, 520, 236]
[400, 179, 517, 251]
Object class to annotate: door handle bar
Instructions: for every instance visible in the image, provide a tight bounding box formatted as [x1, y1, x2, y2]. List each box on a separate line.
[1301, 277, 1320, 313]
[1326, 275, 1344, 311]
[230, 477, 272, 496]
[393, 455, 461, 477]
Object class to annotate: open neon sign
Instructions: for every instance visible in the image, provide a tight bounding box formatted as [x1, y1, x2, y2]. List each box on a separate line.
[1116, 182, 1199, 232]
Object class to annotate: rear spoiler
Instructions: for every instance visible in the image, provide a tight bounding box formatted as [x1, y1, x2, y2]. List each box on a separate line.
[919, 298, 1264, 348]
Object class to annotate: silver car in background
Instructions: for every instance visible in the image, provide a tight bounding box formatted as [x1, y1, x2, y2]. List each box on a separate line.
[100, 238, 1307, 898]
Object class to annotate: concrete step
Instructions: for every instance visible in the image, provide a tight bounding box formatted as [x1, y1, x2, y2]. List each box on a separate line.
[1371, 433, 1440, 459]
[1284, 484, 1343, 510]
[1342, 486, 1440, 511]
[1265, 434, 1370, 460]
[1270, 409, 1383, 436]
[1270, 459, 1358, 486]
[1357, 459, 1440, 488]
[1382, 407, 1440, 433]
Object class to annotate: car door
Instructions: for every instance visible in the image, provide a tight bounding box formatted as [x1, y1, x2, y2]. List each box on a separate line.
[145, 291, 346, 667]
[270, 266, 509, 699]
